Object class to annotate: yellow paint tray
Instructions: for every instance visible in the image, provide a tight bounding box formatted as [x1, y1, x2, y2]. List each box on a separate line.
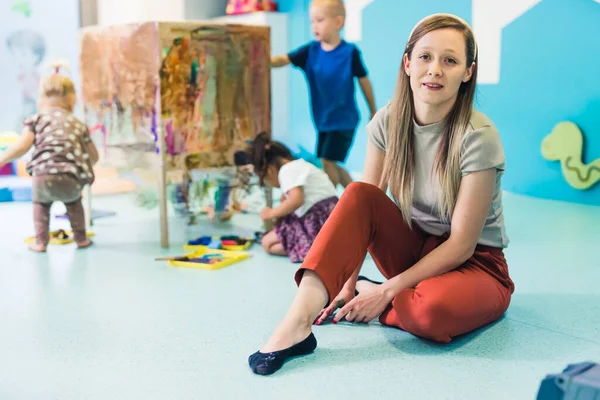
[24, 230, 95, 245]
[169, 248, 249, 270]
[184, 240, 252, 252]
[223, 241, 253, 251]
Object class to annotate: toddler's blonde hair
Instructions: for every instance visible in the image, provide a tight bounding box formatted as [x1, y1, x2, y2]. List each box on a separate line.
[38, 60, 76, 111]
[311, 0, 345, 19]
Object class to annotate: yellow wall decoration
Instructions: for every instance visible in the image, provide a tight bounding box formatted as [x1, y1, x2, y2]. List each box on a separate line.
[541, 121, 600, 190]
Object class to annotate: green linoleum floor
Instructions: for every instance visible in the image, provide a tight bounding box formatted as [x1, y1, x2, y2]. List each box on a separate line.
[0, 191, 599, 399]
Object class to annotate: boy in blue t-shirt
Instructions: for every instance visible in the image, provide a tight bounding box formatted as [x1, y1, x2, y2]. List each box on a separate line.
[272, 0, 376, 188]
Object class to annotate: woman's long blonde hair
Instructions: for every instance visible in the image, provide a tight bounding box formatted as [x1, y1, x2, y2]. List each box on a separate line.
[380, 14, 478, 226]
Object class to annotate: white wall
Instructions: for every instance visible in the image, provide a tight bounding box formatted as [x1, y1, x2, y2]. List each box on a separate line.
[96, 0, 184, 25]
[94, 0, 228, 26]
[80, 0, 98, 26]
[0, 0, 82, 131]
[185, 0, 228, 20]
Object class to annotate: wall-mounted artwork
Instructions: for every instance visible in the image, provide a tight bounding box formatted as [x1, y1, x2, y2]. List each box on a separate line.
[0, 0, 81, 132]
[226, 0, 279, 15]
[541, 122, 600, 190]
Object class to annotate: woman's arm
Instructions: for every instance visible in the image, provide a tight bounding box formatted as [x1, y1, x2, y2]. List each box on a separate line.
[0, 128, 34, 167]
[382, 168, 497, 297]
[361, 140, 386, 189]
[88, 141, 99, 166]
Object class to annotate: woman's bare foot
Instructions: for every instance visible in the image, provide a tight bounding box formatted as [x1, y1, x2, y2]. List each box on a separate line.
[355, 278, 381, 294]
[249, 270, 327, 375]
[260, 270, 326, 353]
[76, 239, 93, 249]
[28, 242, 47, 253]
[250, 314, 316, 375]
[260, 314, 313, 353]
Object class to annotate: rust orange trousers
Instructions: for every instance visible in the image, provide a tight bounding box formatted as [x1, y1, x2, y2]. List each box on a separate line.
[295, 182, 515, 343]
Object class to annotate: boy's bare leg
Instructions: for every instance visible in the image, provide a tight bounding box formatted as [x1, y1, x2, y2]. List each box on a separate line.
[321, 159, 340, 187]
[336, 164, 353, 188]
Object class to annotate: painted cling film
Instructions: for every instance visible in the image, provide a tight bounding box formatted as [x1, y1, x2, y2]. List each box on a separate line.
[162, 23, 271, 161]
[79, 22, 160, 164]
[79, 22, 272, 212]
[79, 22, 271, 174]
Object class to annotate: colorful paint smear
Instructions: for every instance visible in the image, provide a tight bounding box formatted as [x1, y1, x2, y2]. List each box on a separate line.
[79, 21, 271, 178]
[158, 23, 271, 164]
[79, 22, 160, 173]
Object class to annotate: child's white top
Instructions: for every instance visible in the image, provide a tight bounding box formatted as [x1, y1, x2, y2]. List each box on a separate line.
[278, 159, 337, 217]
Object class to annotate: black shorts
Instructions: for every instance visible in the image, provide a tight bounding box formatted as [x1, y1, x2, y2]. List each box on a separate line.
[316, 130, 355, 163]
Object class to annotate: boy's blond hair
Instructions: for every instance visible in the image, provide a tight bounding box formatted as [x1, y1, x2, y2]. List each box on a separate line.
[38, 61, 76, 110]
[311, 0, 345, 19]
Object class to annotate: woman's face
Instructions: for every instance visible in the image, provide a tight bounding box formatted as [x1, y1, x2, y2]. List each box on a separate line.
[403, 28, 474, 112]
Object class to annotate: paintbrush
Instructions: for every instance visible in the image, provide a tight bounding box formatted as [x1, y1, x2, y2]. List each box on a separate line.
[154, 255, 190, 261]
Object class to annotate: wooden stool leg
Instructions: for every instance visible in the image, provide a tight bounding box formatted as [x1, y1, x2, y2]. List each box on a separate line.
[264, 185, 274, 231]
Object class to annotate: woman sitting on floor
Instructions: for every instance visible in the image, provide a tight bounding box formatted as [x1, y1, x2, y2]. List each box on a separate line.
[248, 13, 515, 376]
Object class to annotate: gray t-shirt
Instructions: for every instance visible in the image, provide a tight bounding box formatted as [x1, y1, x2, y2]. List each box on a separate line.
[367, 103, 509, 248]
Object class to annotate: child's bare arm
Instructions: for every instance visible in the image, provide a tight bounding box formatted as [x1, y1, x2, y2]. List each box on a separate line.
[87, 140, 99, 166]
[0, 128, 34, 167]
[358, 76, 377, 119]
[271, 54, 291, 68]
[261, 187, 304, 220]
[82, 126, 99, 165]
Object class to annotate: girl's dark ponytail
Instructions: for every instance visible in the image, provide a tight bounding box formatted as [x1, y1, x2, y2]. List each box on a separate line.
[249, 132, 294, 185]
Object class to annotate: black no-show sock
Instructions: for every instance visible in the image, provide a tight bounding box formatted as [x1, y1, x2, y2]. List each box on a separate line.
[355, 275, 383, 295]
[248, 333, 317, 376]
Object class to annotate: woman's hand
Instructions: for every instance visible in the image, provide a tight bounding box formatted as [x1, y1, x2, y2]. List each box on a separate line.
[333, 285, 394, 324]
[314, 286, 355, 325]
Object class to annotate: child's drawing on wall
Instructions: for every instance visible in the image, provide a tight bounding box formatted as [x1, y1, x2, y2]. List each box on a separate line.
[5, 29, 46, 128]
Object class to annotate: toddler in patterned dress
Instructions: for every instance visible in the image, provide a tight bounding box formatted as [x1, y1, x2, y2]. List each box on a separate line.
[245, 132, 339, 263]
[0, 63, 99, 252]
